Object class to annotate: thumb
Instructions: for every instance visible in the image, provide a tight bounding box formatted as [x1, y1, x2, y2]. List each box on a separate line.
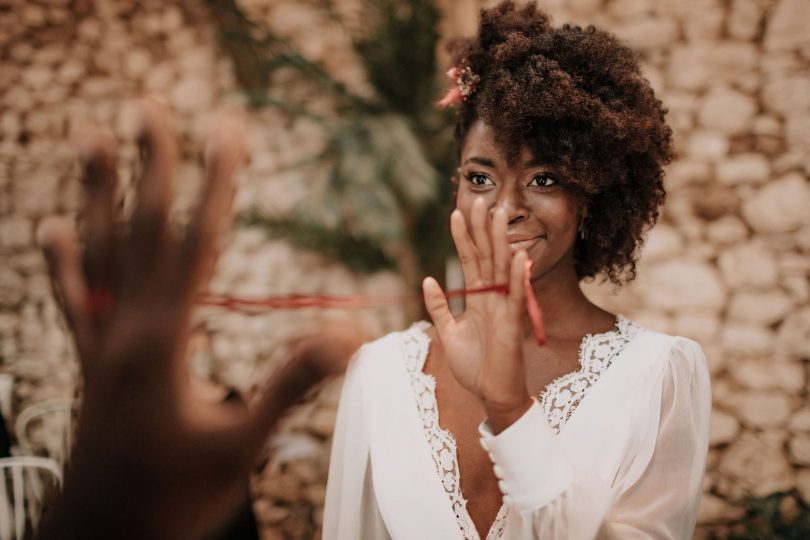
[422, 277, 455, 340]
[245, 348, 342, 447]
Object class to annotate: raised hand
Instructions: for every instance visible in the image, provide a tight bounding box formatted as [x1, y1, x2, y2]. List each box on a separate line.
[422, 198, 533, 434]
[36, 100, 358, 540]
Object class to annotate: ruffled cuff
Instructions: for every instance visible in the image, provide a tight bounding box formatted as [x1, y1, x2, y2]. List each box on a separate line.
[479, 400, 573, 512]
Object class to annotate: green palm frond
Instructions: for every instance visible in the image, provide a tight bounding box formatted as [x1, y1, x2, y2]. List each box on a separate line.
[206, 0, 376, 114]
[322, 117, 437, 207]
[721, 493, 810, 540]
[366, 115, 438, 207]
[350, 0, 441, 119]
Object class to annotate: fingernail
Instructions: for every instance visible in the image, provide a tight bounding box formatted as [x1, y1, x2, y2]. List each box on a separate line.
[136, 95, 171, 136]
[36, 217, 64, 248]
[205, 111, 247, 166]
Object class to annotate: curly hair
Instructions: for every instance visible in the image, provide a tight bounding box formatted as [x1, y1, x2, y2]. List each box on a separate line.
[449, 1, 673, 284]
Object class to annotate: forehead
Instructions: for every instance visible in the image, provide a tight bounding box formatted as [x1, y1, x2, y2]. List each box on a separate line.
[460, 120, 535, 167]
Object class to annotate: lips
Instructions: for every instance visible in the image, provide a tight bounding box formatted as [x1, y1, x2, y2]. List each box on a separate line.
[507, 234, 543, 252]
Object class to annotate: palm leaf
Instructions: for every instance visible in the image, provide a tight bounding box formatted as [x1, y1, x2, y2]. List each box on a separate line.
[205, 0, 376, 113]
[722, 493, 810, 540]
[350, 0, 441, 119]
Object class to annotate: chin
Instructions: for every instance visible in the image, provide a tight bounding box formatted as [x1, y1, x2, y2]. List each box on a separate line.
[526, 242, 576, 283]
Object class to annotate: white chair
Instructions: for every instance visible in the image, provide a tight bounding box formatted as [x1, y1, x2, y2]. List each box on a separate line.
[14, 399, 74, 471]
[0, 456, 62, 540]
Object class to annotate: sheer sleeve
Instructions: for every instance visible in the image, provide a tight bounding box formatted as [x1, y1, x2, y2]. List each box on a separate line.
[480, 337, 711, 539]
[323, 348, 391, 540]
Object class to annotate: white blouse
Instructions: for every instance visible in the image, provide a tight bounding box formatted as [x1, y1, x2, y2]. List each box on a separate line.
[323, 318, 711, 540]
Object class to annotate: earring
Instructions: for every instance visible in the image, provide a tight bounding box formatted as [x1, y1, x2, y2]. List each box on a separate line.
[579, 216, 587, 240]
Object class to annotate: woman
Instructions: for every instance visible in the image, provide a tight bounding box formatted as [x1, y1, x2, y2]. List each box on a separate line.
[324, 2, 710, 539]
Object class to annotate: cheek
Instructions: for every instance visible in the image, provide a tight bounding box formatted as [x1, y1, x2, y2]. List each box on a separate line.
[529, 195, 580, 235]
[455, 184, 494, 219]
[454, 189, 470, 224]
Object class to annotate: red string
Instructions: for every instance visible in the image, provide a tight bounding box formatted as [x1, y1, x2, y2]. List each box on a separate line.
[198, 283, 509, 311]
[87, 289, 114, 316]
[524, 262, 546, 346]
[199, 282, 547, 347]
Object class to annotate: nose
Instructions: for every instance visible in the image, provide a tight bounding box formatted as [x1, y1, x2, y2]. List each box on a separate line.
[490, 184, 528, 224]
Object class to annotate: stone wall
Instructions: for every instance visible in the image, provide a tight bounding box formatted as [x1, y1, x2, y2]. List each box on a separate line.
[0, 0, 808, 538]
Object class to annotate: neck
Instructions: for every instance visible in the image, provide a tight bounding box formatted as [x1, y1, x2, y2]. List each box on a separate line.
[523, 258, 608, 342]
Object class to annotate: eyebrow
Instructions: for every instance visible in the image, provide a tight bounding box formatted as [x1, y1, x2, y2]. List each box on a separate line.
[462, 156, 496, 167]
[463, 155, 560, 173]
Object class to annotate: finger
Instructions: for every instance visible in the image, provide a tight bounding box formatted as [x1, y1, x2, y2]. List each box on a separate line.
[470, 197, 493, 283]
[491, 207, 509, 285]
[283, 318, 366, 378]
[507, 250, 528, 327]
[128, 98, 176, 279]
[176, 111, 245, 298]
[74, 128, 119, 301]
[244, 342, 349, 446]
[450, 209, 480, 286]
[37, 218, 95, 361]
[422, 276, 456, 341]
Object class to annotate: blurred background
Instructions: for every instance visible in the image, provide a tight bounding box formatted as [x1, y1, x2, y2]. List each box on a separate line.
[0, 0, 808, 538]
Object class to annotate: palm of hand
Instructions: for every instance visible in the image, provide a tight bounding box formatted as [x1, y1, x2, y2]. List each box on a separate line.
[423, 199, 531, 418]
[442, 289, 520, 403]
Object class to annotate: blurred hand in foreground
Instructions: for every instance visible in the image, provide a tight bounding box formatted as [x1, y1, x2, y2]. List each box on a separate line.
[36, 100, 359, 540]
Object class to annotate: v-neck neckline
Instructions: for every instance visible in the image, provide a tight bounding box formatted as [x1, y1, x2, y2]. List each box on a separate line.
[402, 321, 500, 540]
[401, 317, 636, 539]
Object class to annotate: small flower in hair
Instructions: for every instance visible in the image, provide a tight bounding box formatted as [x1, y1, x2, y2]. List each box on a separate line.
[436, 65, 480, 108]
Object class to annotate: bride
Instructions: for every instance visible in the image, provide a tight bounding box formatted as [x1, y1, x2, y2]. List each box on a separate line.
[323, 2, 711, 539]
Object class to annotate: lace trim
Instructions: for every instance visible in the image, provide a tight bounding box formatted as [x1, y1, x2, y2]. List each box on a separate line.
[485, 505, 509, 540]
[538, 315, 641, 434]
[401, 322, 477, 540]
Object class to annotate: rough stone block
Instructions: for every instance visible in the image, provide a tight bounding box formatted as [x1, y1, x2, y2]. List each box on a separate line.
[709, 409, 740, 446]
[698, 87, 757, 135]
[716, 154, 770, 185]
[718, 243, 779, 289]
[0, 217, 33, 249]
[764, 0, 810, 51]
[763, 75, 810, 116]
[722, 324, 775, 358]
[642, 261, 726, 311]
[776, 308, 810, 358]
[717, 432, 794, 499]
[789, 435, 810, 465]
[706, 216, 749, 245]
[742, 173, 810, 234]
[727, 0, 763, 41]
[725, 392, 792, 428]
[728, 290, 793, 325]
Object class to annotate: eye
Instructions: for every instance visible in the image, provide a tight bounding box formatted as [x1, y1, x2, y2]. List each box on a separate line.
[465, 172, 495, 188]
[528, 173, 557, 188]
